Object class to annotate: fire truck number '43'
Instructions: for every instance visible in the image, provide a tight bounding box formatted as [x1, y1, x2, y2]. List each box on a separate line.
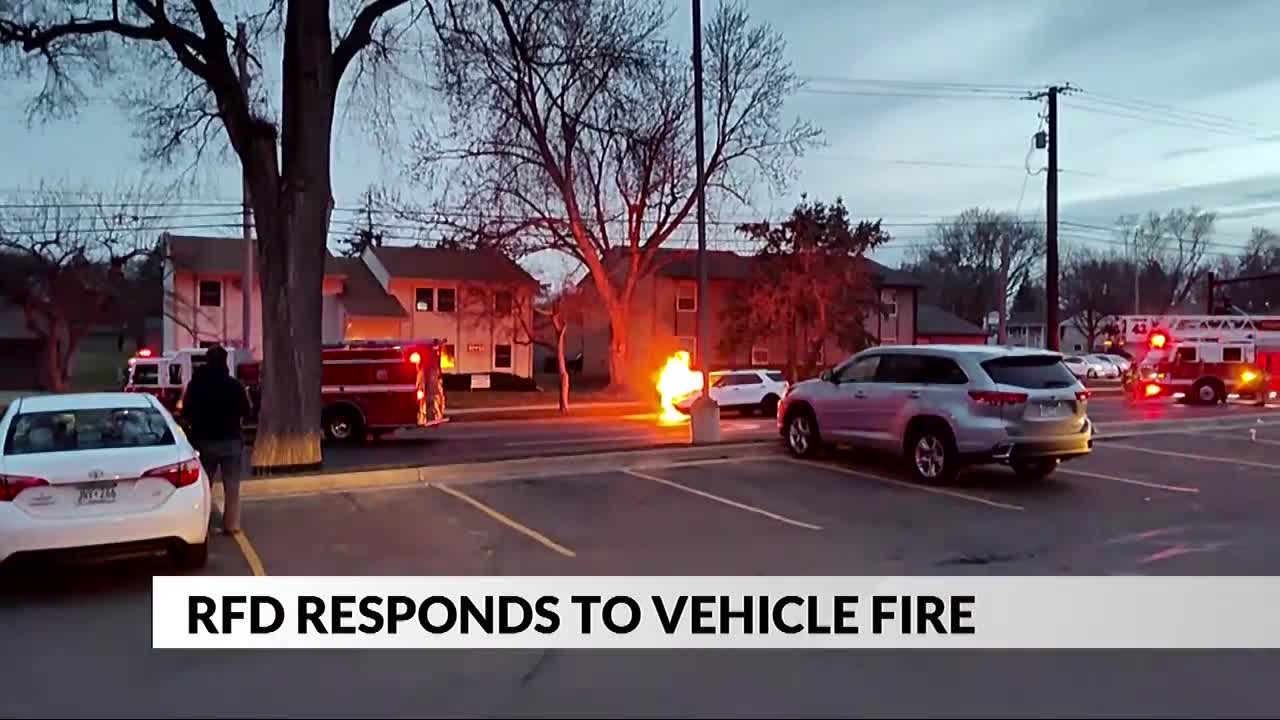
[123, 341, 448, 442]
[1116, 314, 1280, 405]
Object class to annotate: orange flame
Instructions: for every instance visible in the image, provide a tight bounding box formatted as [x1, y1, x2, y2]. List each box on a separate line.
[656, 351, 704, 424]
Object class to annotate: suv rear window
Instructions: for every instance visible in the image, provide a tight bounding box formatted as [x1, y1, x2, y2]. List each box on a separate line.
[4, 407, 176, 455]
[766, 372, 786, 383]
[981, 355, 1077, 389]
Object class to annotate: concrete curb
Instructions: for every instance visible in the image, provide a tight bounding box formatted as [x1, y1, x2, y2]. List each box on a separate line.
[239, 441, 778, 500]
[1093, 412, 1280, 440]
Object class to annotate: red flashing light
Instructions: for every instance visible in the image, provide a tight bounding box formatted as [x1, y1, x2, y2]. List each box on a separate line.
[137, 348, 154, 357]
[969, 390, 1029, 406]
[1144, 383, 1162, 397]
[0, 474, 48, 502]
[143, 458, 202, 488]
[409, 351, 422, 365]
[1149, 332, 1168, 349]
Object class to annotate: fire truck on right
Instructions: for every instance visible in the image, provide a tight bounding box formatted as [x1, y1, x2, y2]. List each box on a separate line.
[1113, 314, 1280, 406]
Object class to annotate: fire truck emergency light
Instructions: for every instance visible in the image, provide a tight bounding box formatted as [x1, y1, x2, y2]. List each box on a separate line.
[1144, 383, 1162, 397]
[409, 351, 421, 365]
[1148, 332, 1168, 349]
[137, 348, 154, 357]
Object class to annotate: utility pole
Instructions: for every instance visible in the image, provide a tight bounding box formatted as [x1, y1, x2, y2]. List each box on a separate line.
[996, 234, 1010, 344]
[236, 22, 254, 354]
[688, 0, 719, 444]
[1025, 83, 1076, 351]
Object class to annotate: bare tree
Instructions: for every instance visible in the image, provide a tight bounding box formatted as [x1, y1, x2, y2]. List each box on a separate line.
[1061, 245, 1128, 352]
[906, 208, 1043, 328]
[514, 282, 585, 413]
[1116, 208, 1215, 310]
[417, 0, 819, 386]
[2, 1, 429, 470]
[0, 184, 158, 391]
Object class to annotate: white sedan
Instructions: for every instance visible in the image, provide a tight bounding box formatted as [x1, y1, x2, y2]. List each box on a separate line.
[1084, 354, 1124, 378]
[1062, 355, 1111, 380]
[0, 392, 211, 570]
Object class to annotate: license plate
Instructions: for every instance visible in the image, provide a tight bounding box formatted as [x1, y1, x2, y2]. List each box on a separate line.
[78, 484, 117, 505]
[1038, 402, 1065, 417]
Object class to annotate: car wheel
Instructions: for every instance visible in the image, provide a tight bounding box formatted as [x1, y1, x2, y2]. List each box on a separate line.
[784, 408, 822, 458]
[323, 406, 363, 443]
[1191, 379, 1224, 406]
[905, 425, 958, 484]
[1012, 458, 1058, 480]
[760, 394, 780, 417]
[171, 537, 209, 571]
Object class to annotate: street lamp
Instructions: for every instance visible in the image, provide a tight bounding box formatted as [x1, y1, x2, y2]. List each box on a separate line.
[688, 0, 720, 444]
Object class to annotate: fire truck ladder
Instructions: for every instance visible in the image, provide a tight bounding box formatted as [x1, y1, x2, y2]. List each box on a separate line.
[1120, 314, 1280, 347]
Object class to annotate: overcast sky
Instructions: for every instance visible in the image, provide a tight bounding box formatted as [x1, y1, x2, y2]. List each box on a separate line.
[3, 0, 1280, 281]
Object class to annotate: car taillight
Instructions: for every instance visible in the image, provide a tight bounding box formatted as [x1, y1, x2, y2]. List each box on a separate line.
[143, 458, 202, 488]
[1076, 390, 1090, 401]
[0, 474, 49, 502]
[968, 390, 1028, 406]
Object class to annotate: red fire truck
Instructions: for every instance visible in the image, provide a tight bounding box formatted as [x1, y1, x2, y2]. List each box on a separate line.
[124, 340, 448, 442]
[1114, 314, 1280, 405]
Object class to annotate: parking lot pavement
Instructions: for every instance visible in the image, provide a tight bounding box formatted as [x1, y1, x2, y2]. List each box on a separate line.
[315, 398, 1280, 473]
[12, 420, 1280, 717]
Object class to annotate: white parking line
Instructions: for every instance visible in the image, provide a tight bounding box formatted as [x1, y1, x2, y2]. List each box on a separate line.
[783, 459, 1025, 512]
[1189, 429, 1280, 447]
[1056, 467, 1199, 494]
[1100, 442, 1280, 470]
[622, 468, 823, 530]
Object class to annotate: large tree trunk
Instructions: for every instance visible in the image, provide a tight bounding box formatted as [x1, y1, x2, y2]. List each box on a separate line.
[39, 328, 68, 393]
[605, 299, 632, 389]
[556, 325, 570, 414]
[248, 2, 334, 472]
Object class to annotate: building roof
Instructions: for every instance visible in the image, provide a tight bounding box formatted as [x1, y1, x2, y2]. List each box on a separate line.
[331, 258, 407, 318]
[637, 248, 924, 287]
[368, 246, 539, 286]
[916, 304, 987, 337]
[165, 234, 346, 276]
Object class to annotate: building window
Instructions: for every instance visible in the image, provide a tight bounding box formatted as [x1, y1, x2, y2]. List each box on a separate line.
[495, 290, 513, 315]
[415, 288, 433, 312]
[884, 301, 898, 318]
[494, 343, 512, 369]
[198, 280, 222, 308]
[750, 345, 769, 366]
[437, 288, 457, 313]
[676, 286, 696, 312]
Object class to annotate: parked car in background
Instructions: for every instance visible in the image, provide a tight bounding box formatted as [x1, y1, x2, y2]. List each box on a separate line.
[1102, 353, 1132, 373]
[0, 392, 211, 570]
[778, 345, 1093, 483]
[1084, 354, 1124, 378]
[675, 369, 790, 416]
[1062, 355, 1110, 379]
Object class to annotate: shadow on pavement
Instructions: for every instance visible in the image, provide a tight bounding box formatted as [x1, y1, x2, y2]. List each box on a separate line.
[0, 551, 171, 604]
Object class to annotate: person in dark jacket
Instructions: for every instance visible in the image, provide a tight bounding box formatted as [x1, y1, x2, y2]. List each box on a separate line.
[181, 344, 252, 534]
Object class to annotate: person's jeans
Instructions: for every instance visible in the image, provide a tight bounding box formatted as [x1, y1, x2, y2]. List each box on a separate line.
[197, 439, 245, 531]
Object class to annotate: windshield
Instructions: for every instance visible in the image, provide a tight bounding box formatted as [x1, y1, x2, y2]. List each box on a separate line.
[981, 355, 1078, 389]
[4, 407, 176, 455]
[129, 362, 160, 386]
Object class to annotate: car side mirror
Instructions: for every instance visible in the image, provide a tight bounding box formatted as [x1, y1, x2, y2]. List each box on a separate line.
[821, 368, 835, 383]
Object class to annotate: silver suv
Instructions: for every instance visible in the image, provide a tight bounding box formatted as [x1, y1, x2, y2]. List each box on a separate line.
[777, 345, 1093, 483]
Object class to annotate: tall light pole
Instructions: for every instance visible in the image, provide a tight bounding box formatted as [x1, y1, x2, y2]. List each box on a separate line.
[689, 0, 720, 444]
[236, 22, 254, 355]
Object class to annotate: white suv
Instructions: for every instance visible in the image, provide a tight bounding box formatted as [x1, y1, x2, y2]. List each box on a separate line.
[777, 345, 1093, 483]
[675, 369, 790, 416]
